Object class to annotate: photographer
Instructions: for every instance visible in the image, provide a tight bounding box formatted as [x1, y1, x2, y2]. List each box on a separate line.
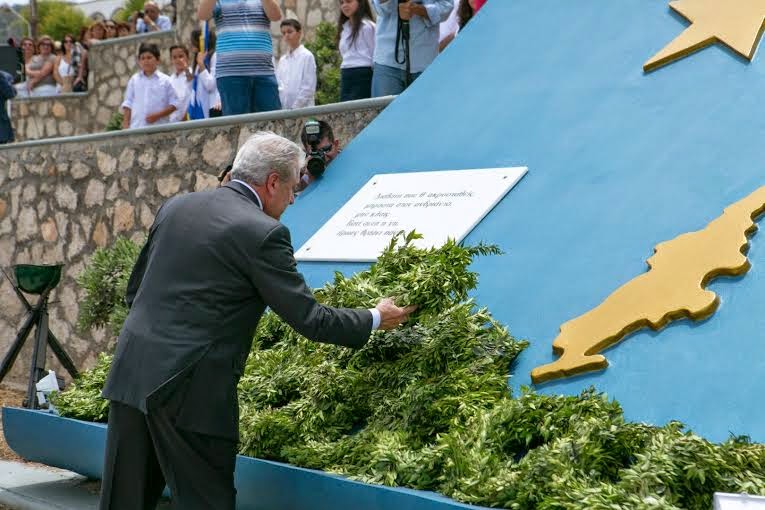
[298, 120, 341, 192]
[134, 2, 172, 33]
[371, 0, 453, 97]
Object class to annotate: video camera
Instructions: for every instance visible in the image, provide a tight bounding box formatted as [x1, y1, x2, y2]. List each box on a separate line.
[303, 120, 329, 178]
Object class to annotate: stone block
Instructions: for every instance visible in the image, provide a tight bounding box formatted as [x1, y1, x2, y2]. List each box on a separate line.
[106, 181, 120, 201]
[36, 200, 48, 219]
[96, 107, 112, 128]
[16, 207, 38, 241]
[97, 150, 118, 176]
[60, 121, 74, 137]
[67, 224, 86, 259]
[85, 179, 106, 207]
[138, 148, 156, 170]
[195, 171, 219, 191]
[56, 184, 78, 210]
[0, 236, 15, 267]
[106, 89, 122, 108]
[40, 217, 58, 243]
[52, 102, 67, 119]
[22, 184, 37, 204]
[157, 176, 182, 197]
[92, 220, 109, 247]
[307, 7, 322, 26]
[55, 212, 69, 241]
[202, 134, 234, 167]
[0, 279, 24, 318]
[113, 200, 135, 233]
[70, 161, 90, 179]
[156, 149, 170, 169]
[118, 148, 136, 172]
[140, 202, 154, 228]
[114, 59, 126, 76]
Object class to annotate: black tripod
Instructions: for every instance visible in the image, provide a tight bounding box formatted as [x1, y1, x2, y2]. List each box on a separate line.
[1, 265, 79, 409]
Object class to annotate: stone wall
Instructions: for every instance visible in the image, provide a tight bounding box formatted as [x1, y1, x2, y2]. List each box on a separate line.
[0, 98, 391, 389]
[10, 0, 342, 142]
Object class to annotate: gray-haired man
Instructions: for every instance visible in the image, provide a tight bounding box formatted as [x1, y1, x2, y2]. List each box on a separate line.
[99, 132, 415, 509]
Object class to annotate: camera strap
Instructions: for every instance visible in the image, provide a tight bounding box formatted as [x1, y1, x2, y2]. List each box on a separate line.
[395, 1, 412, 88]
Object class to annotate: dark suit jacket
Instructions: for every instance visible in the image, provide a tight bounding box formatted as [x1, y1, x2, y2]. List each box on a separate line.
[102, 181, 373, 440]
[0, 71, 16, 144]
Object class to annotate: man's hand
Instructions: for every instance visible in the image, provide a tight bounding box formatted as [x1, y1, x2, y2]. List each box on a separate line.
[375, 298, 417, 330]
[145, 111, 162, 124]
[398, 1, 427, 20]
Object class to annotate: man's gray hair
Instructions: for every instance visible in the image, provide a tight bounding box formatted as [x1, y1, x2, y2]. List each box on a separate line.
[230, 132, 304, 186]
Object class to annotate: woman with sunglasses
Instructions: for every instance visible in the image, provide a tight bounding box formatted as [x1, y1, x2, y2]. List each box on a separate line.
[13, 37, 36, 97]
[54, 35, 77, 93]
[105, 20, 118, 38]
[26, 36, 58, 96]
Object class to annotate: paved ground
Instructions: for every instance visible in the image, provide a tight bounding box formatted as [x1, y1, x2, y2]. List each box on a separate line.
[0, 385, 170, 509]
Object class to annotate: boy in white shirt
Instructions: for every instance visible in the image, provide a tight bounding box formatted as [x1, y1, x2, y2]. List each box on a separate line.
[121, 43, 180, 129]
[168, 45, 194, 122]
[276, 19, 317, 110]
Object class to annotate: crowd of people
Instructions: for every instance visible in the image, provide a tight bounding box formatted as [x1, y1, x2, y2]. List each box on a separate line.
[119, 0, 485, 129]
[7, 0, 485, 132]
[12, 1, 174, 98]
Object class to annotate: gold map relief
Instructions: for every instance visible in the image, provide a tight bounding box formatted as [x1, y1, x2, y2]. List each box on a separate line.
[531, 186, 765, 384]
[644, 0, 765, 73]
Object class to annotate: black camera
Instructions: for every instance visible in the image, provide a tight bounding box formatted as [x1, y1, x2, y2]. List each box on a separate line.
[136, 11, 145, 18]
[303, 120, 328, 178]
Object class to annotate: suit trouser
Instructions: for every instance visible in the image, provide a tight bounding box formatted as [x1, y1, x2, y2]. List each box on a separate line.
[98, 392, 237, 510]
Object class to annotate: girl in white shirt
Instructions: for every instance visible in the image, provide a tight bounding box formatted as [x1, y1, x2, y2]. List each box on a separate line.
[336, 0, 375, 101]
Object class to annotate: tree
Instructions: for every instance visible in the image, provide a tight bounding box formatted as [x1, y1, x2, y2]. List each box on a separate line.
[114, 0, 145, 22]
[304, 21, 341, 105]
[20, 1, 88, 41]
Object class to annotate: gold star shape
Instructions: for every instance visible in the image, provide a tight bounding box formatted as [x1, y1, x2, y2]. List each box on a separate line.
[644, 0, 765, 72]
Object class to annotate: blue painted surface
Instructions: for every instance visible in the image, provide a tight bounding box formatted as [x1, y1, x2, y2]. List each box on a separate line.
[2, 408, 487, 510]
[284, 0, 765, 442]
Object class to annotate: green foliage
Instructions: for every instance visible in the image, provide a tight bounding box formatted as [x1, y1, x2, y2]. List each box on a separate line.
[76, 237, 140, 335]
[304, 21, 341, 105]
[49, 352, 112, 422]
[57, 232, 765, 509]
[113, 0, 145, 22]
[20, 1, 88, 41]
[105, 112, 124, 132]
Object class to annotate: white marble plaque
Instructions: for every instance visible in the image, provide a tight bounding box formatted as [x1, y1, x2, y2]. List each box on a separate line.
[714, 493, 765, 509]
[295, 167, 528, 262]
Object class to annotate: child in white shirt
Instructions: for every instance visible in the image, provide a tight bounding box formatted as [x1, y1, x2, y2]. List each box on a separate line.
[276, 19, 317, 110]
[337, 0, 375, 101]
[168, 45, 194, 122]
[121, 43, 180, 129]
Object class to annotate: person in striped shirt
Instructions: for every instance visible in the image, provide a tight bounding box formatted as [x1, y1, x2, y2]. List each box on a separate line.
[198, 0, 283, 116]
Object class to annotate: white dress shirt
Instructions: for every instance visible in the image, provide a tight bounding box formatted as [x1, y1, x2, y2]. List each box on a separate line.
[192, 52, 220, 117]
[169, 68, 193, 122]
[136, 15, 172, 32]
[276, 45, 316, 110]
[439, 1, 460, 42]
[230, 178, 382, 329]
[121, 70, 180, 129]
[339, 19, 376, 69]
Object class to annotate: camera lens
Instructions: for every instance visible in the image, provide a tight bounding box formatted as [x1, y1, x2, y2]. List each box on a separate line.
[306, 155, 325, 178]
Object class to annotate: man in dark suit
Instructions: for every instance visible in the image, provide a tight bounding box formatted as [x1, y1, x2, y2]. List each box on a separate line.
[99, 132, 415, 510]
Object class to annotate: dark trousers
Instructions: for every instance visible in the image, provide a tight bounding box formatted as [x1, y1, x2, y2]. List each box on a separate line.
[340, 66, 373, 102]
[99, 396, 238, 510]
